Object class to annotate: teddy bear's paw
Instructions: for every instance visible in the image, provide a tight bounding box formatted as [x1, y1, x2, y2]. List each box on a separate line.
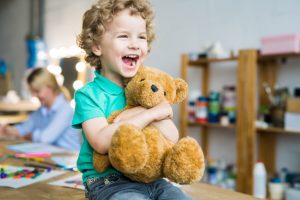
[163, 137, 205, 184]
[109, 124, 148, 173]
[93, 151, 110, 172]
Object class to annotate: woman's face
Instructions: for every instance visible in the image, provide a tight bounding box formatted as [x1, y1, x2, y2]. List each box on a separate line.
[30, 86, 56, 107]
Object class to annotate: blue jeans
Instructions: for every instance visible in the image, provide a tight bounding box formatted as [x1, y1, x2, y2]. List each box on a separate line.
[86, 175, 193, 200]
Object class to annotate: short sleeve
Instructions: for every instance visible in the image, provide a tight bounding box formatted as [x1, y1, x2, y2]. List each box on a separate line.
[72, 89, 105, 129]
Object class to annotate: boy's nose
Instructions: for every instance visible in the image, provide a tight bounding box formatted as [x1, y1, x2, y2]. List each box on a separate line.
[128, 40, 139, 50]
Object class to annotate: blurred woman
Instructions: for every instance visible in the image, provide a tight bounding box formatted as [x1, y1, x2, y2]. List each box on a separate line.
[0, 67, 81, 151]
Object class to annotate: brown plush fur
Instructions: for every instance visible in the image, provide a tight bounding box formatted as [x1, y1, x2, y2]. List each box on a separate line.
[93, 66, 205, 184]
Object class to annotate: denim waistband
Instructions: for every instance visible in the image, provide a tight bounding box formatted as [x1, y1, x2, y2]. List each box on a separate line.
[86, 174, 120, 191]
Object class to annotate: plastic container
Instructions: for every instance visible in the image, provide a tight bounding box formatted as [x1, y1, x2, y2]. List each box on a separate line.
[253, 162, 267, 199]
[208, 91, 221, 123]
[222, 85, 236, 123]
[188, 101, 196, 122]
[269, 178, 284, 200]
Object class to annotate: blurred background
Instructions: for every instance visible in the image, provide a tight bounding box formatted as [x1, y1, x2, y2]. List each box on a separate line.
[0, 0, 300, 197]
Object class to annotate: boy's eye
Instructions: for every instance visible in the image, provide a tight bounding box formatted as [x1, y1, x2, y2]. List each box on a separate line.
[118, 35, 128, 38]
[139, 35, 147, 40]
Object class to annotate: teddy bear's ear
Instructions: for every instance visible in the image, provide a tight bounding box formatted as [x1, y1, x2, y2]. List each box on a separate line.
[174, 78, 188, 103]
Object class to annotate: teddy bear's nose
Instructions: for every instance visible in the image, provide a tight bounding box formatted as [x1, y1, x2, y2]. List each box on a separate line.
[151, 85, 158, 92]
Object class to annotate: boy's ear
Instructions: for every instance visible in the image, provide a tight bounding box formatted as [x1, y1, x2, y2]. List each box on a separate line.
[92, 45, 102, 56]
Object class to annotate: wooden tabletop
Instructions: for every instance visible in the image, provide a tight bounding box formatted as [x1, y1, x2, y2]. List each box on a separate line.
[0, 140, 258, 200]
[0, 100, 40, 112]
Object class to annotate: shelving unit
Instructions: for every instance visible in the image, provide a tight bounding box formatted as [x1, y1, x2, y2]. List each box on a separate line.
[239, 50, 300, 194]
[179, 50, 300, 195]
[179, 54, 238, 159]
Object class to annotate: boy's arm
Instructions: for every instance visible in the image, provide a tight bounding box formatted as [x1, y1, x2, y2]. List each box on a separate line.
[151, 119, 179, 144]
[114, 106, 179, 143]
[83, 101, 173, 154]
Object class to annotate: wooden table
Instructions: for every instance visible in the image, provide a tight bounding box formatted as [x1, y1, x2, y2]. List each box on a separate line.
[0, 140, 258, 200]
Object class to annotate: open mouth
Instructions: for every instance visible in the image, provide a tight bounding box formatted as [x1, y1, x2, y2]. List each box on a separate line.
[122, 54, 139, 68]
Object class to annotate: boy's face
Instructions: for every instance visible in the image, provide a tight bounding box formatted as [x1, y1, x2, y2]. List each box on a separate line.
[93, 9, 148, 78]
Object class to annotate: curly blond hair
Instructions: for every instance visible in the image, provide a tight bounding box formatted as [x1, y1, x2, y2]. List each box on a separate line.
[77, 0, 155, 70]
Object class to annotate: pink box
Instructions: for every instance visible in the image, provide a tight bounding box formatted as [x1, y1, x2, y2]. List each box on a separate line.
[260, 34, 300, 55]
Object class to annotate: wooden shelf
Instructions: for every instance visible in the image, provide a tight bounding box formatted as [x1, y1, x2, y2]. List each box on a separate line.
[188, 57, 237, 66]
[0, 114, 28, 124]
[258, 52, 300, 60]
[0, 100, 40, 112]
[188, 122, 235, 129]
[256, 127, 300, 135]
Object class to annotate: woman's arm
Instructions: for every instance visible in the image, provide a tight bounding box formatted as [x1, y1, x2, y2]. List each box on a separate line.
[83, 101, 173, 154]
[34, 106, 73, 144]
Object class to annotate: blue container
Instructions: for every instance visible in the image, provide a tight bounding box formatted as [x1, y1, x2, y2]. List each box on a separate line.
[0, 59, 7, 75]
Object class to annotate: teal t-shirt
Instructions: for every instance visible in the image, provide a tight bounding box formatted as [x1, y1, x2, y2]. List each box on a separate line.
[72, 70, 126, 184]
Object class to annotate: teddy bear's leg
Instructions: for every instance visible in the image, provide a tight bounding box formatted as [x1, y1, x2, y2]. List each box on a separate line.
[163, 137, 205, 184]
[109, 124, 148, 174]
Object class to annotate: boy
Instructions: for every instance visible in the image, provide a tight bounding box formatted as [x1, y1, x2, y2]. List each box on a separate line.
[73, 0, 192, 199]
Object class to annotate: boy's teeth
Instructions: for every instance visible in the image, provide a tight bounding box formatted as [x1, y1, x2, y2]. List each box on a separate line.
[126, 55, 138, 58]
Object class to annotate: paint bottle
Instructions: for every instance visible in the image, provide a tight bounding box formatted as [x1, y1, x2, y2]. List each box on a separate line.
[195, 96, 208, 123]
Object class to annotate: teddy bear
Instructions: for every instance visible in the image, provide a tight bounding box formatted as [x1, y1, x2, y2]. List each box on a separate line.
[93, 66, 205, 184]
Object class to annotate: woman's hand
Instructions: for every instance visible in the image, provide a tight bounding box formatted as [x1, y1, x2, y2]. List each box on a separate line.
[0, 124, 6, 135]
[0, 124, 21, 138]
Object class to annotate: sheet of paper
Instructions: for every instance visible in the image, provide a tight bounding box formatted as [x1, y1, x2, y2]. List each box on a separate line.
[0, 165, 66, 189]
[48, 174, 84, 190]
[8, 142, 71, 154]
[51, 155, 78, 169]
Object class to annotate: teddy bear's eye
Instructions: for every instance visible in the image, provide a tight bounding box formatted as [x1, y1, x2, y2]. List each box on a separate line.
[164, 92, 167, 96]
[140, 78, 145, 82]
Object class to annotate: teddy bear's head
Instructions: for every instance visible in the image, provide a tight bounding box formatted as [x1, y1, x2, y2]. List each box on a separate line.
[125, 66, 188, 108]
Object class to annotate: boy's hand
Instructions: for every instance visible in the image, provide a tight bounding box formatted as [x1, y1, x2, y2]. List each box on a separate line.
[150, 101, 173, 121]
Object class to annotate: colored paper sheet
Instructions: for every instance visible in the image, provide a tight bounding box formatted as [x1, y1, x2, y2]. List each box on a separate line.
[0, 165, 65, 188]
[8, 143, 72, 154]
[48, 174, 84, 190]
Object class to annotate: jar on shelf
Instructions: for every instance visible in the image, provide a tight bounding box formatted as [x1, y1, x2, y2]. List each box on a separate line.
[195, 96, 208, 123]
[188, 101, 196, 122]
[208, 91, 221, 123]
[222, 85, 236, 123]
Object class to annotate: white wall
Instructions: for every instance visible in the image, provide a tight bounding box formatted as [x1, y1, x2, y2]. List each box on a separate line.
[1, 0, 299, 173]
[0, 0, 30, 92]
[44, 0, 94, 50]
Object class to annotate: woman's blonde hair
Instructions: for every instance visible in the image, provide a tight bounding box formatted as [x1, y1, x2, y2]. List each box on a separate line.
[77, 0, 155, 70]
[27, 67, 71, 101]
